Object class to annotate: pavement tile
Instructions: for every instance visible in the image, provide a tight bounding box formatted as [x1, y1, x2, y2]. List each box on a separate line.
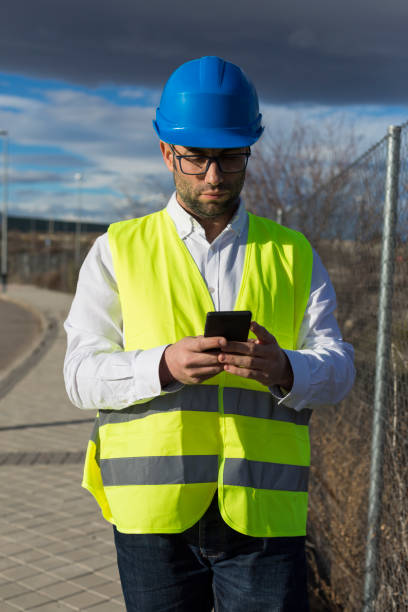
[0, 542, 33, 556]
[96, 563, 121, 581]
[60, 589, 109, 609]
[11, 550, 47, 564]
[51, 516, 88, 529]
[28, 604, 74, 611]
[38, 541, 73, 555]
[0, 527, 25, 539]
[39, 580, 83, 599]
[79, 555, 114, 572]
[83, 600, 125, 611]
[7, 590, 51, 610]
[70, 572, 108, 590]
[0, 580, 30, 600]
[32, 556, 69, 571]
[93, 580, 123, 598]
[31, 523, 65, 535]
[25, 517, 51, 529]
[1, 564, 39, 581]
[49, 564, 92, 581]
[19, 535, 54, 549]
[0, 555, 22, 571]
[86, 541, 114, 555]
[0, 602, 24, 611]
[62, 549, 96, 563]
[20, 572, 60, 590]
[58, 534, 92, 548]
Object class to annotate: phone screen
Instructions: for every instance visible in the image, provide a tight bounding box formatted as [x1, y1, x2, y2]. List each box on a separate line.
[204, 311, 252, 342]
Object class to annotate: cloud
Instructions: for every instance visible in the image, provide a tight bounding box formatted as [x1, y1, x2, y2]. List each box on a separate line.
[2, 73, 407, 223]
[1, 0, 408, 104]
[9, 170, 67, 184]
[0, 83, 173, 221]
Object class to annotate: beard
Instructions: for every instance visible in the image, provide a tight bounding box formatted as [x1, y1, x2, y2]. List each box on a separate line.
[172, 168, 245, 219]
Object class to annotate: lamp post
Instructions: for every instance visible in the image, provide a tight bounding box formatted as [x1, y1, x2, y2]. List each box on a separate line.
[0, 130, 8, 293]
[74, 172, 83, 269]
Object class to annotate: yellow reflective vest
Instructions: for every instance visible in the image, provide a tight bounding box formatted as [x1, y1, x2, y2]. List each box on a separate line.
[83, 208, 313, 536]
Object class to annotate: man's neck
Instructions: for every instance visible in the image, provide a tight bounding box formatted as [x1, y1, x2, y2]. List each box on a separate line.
[175, 196, 239, 243]
[196, 214, 235, 243]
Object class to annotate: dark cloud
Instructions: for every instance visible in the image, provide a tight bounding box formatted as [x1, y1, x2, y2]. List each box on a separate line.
[10, 170, 67, 184]
[1, 0, 408, 104]
[13, 153, 95, 168]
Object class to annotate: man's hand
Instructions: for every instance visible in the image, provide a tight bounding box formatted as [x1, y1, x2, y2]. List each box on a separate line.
[160, 336, 225, 386]
[218, 321, 294, 390]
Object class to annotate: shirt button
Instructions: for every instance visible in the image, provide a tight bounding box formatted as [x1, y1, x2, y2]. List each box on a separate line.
[208, 287, 215, 293]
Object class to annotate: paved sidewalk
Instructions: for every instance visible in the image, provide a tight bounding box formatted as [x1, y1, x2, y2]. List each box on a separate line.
[0, 298, 42, 372]
[0, 285, 125, 611]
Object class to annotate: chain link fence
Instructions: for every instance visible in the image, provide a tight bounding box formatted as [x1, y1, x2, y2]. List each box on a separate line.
[311, 126, 407, 612]
[245, 122, 407, 610]
[300, 136, 389, 611]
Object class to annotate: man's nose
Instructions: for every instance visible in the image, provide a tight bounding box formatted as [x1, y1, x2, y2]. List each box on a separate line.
[204, 159, 223, 185]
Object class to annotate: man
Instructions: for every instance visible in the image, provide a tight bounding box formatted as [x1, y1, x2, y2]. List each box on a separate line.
[64, 56, 355, 611]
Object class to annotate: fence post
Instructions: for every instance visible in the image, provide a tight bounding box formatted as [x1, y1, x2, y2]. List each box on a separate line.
[363, 125, 401, 610]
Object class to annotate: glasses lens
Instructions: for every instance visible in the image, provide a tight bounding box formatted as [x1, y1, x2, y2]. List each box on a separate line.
[218, 155, 248, 173]
[178, 154, 248, 174]
[179, 156, 208, 174]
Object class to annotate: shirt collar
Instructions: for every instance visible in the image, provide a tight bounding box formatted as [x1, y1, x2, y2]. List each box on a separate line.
[166, 191, 247, 240]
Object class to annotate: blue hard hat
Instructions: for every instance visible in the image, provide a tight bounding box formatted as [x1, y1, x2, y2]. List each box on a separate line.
[153, 56, 264, 148]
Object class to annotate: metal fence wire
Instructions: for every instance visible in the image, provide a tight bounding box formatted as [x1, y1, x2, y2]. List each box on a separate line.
[294, 128, 407, 611]
[243, 122, 407, 610]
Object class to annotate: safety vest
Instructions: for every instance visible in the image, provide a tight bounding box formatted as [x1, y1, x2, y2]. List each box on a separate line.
[82, 208, 313, 536]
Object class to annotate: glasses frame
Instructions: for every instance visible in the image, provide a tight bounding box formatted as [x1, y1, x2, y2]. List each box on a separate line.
[170, 144, 251, 175]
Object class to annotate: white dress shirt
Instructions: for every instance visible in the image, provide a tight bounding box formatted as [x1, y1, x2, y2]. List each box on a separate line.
[63, 193, 355, 412]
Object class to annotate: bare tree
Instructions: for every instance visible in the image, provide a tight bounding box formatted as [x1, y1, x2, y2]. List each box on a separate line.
[243, 117, 361, 241]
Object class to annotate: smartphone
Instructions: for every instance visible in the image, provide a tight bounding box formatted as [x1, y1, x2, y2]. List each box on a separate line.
[204, 311, 252, 342]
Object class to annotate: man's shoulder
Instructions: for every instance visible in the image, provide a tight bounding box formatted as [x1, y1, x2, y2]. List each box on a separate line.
[248, 212, 311, 249]
[108, 209, 167, 238]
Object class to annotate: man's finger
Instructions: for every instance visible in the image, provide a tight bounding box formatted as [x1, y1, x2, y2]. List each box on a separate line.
[220, 340, 254, 355]
[190, 366, 224, 382]
[219, 353, 265, 371]
[223, 364, 268, 383]
[189, 351, 223, 367]
[250, 321, 276, 345]
[195, 335, 226, 352]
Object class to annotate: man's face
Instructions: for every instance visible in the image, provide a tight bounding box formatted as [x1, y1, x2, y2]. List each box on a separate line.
[161, 143, 248, 219]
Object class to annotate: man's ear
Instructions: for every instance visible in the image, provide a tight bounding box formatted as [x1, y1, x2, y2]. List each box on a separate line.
[160, 141, 174, 173]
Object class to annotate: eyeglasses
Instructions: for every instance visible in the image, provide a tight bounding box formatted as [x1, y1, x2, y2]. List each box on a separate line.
[170, 144, 251, 175]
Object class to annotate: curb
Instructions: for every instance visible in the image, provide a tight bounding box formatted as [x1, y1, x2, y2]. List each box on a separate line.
[0, 295, 59, 400]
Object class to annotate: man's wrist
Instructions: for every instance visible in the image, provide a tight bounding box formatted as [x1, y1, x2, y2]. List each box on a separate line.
[159, 346, 175, 388]
[279, 351, 294, 391]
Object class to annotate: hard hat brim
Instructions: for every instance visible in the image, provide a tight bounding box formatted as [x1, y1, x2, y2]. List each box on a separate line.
[153, 119, 263, 148]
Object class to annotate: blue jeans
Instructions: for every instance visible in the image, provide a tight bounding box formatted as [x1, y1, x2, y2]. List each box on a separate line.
[113, 494, 309, 612]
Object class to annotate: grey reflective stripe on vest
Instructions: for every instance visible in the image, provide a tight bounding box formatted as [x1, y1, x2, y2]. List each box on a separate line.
[223, 388, 312, 426]
[98, 386, 311, 427]
[89, 418, 100, 466]
[100, 455, 218, 486]
[98, 386, 219, 426]
[223, 458, 309, 492]
[89, 417, 99, 443]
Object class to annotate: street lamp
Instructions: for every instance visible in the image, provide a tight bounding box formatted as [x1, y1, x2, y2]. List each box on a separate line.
[74, 172, 83, 268]
[0, 130, 8, 292]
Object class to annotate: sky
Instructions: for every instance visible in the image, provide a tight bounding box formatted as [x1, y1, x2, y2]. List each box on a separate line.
[1, 0, 408, 222]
